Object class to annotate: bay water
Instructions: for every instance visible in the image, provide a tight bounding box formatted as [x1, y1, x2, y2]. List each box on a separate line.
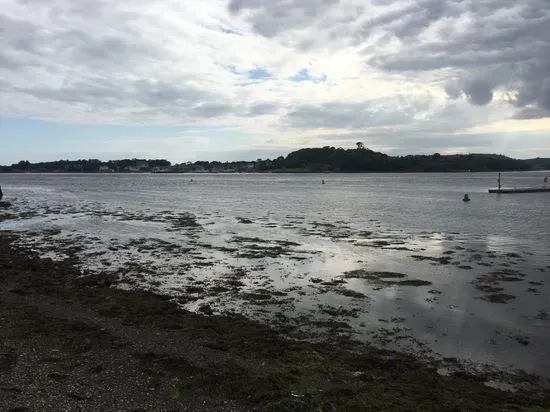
[1, 171, 549, 380]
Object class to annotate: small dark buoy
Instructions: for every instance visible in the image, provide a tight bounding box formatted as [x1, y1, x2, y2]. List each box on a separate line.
[463, 193, 470, 202]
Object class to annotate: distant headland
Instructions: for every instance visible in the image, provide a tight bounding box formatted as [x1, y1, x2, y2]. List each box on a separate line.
[1, 146, 549, 173]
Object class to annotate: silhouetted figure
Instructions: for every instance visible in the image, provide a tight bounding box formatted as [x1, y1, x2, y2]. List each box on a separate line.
[321, 179, 325, 185]
[463, 193, 470, 202]
[545, 176, 548, 186]
[0, 185, 3, 201]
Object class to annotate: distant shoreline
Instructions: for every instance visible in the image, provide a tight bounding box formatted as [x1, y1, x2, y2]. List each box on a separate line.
[1, 169, 549, 175]
[2, 147, 548, 174]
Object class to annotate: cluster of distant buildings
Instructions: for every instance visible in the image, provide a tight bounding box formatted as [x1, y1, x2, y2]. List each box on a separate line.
[102, 161, 258, 173]
[172, 161, 257, 173]
[0, 159, 261, 174]
[98, 161, 156, 173]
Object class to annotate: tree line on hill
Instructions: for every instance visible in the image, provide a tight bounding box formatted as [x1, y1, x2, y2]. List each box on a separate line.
[1, 146, 548, 174]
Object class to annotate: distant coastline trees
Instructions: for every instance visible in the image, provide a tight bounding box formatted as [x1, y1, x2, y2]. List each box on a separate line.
[0, 146, 544, 174]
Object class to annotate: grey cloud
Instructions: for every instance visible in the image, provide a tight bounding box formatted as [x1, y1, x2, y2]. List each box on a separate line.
[228, 0, 258, 14]
[20, 80, 235, 122]
[1, 12, 163, 69]
[191, 103, 234, 118]
[285, 101, 411, 129]
[511, 59, 550, 112]
[287, 100, 494, 153]
[229, 0, 338, 16]
[244, 102, 279, 116]
[228, 0, 338, 38]
[131, 80, 210, 107]
[400, 93, 433, 114]
[1, 1, 234, 122]
[332, 0, 462, 48]
[0, 14, 45, 60]
[73, 34, 160, 66]
[444, 83, 462, 100]
[512, 107, 549, 120]
[228, 0, 550, 117]
[0, 51, 21, 69]
[461, 78, 494, 106]
[15, 82, 119, 103]
[366, 0, 550, 117]
[8, 72, 234, 122]
[370, 0, 456, 40]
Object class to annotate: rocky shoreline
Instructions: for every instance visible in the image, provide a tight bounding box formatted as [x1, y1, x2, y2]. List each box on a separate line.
[0, 230, 549, 412]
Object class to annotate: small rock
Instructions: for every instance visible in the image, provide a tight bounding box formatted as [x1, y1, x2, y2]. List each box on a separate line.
[198, 304, 213, 315]
[48, 372, 68, 382]
[67, 390, 93, 400]
[89, 365, 104, 374]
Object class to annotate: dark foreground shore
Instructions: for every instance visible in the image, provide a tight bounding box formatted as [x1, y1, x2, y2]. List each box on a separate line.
[1, 231, 549, 412]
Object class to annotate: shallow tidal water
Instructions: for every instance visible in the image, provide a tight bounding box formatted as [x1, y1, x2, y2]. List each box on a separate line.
[1, 172, 549, 381]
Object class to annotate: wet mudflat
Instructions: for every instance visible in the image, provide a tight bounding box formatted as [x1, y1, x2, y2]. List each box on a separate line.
[1, 231, 549, 411]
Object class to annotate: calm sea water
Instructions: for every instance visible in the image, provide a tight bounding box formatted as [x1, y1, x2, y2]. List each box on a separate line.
[2, 171, 549, 239]
[1, 172, 549, 379]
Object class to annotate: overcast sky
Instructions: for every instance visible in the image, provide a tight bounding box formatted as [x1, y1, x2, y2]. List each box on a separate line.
[1, 0, 549, 163]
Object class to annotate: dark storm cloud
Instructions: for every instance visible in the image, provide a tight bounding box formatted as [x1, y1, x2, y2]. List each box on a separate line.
[461, 78, 494, 106]
[366, 0, 550, 117]
[445, 76, 497, 108]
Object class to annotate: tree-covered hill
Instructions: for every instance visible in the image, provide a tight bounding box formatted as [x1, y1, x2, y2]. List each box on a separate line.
[256, 146, 531, 173]
[524, 158, 550, 170]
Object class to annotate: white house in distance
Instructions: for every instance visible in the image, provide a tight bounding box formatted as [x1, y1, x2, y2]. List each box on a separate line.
[124, 161, 149, 173]
[98, 165, 114, 173]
